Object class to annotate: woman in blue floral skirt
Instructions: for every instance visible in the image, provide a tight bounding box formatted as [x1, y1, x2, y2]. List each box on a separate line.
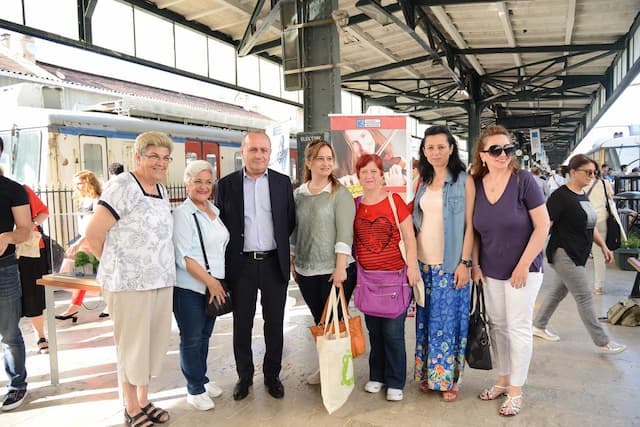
[412, 126, 474, 401]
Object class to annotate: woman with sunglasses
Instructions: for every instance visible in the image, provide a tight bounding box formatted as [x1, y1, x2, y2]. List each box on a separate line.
[532, 155, 625, 354]
[290, 140, 356, 385]
[412, 126, 474, 402]
[470, 125, 550, 417]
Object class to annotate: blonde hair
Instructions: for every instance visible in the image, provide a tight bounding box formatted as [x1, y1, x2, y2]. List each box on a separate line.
[135, 131, 173, 156]
[470, 125, 520, 178]
[73, 170, 102, 200]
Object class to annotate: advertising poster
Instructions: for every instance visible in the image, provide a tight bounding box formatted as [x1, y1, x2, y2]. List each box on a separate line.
[329, 114, 410, 198]
[266, 121, 290, 176]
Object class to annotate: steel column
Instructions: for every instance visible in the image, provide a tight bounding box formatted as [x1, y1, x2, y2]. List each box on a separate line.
[303, 0, 341, 132]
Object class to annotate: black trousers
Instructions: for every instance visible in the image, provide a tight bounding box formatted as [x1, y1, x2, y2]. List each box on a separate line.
[297, 263, 357, 325]
[19, 254, 47, 317]
[230, 256, 288, 382]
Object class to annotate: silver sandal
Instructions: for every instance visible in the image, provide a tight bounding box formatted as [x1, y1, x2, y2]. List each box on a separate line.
[478, 385, 507, 401]
[499, 394, 523, 416]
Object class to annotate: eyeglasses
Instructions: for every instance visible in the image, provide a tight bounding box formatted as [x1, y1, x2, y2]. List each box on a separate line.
[576, 168, 595, 177]
[481, 144, 516, 158]
[143, 153, 173, 163]
[191, 179, 214, 187]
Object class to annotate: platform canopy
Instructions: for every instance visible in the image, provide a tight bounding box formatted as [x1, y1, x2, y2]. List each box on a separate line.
[90, 1, 640, 164]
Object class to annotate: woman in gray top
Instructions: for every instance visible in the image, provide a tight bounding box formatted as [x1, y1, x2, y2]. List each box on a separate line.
[290, 139, 356, 385]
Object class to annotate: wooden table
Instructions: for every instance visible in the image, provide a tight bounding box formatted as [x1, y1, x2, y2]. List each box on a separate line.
[36, 274, 102, 385]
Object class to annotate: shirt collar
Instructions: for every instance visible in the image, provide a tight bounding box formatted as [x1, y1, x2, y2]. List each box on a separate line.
[298, 182, 331, 195]
[184, 197, 219, 217]
[243, 168, 269, 179]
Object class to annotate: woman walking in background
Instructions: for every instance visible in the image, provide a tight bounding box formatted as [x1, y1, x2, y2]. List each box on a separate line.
[412, 125, 474, 402]
[584, 162, 625, 295]
[290, 140, 356, 385]
[533, 154, 625, 354]
[57, 170, 103, 321]
[471, 125, 550, 416]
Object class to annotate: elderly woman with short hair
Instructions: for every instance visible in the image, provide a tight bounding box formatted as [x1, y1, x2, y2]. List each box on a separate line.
[172, 160, 229, 411]
[86, 131, 176, 427]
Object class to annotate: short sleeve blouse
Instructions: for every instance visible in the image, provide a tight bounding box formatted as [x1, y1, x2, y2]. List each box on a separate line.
[96, 173, 176, 292]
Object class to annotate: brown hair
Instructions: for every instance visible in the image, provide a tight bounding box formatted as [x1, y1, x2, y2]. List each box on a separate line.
[73, 170, 102, 200]
[470, 125, 520, 178]
[302, 140, 339, 193]
[567, 154, 593, 171]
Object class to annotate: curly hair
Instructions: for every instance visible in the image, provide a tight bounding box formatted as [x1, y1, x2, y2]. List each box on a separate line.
[73, 170, 102, 200]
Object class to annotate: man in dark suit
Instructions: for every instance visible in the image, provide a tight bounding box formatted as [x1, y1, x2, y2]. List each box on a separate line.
[215, 131, 295, 400]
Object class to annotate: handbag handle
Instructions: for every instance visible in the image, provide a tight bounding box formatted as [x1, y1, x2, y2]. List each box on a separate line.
[192, 213, 211, 274]
[318, 285, 352, 326]
[388, 193, 403, 244]
[323, 286, 341, 337]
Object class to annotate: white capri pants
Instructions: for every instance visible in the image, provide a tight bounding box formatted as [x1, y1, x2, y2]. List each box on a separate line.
[483, 272, 543, 387]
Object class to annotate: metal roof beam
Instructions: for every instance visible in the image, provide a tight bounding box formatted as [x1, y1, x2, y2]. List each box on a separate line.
[496, 2, 522, 70]
[455, 42, 623, 55]
[342, 55, 432, 80]
[357, 0, 461, 85]
[237, 0, 281, 57]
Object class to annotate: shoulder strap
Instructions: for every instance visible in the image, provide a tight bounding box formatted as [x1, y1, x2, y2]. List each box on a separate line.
[192, 213, 210, 272]
[388, 193, 401, 231]
[585, 179, 597, 197]
[602, 180, 612, 213]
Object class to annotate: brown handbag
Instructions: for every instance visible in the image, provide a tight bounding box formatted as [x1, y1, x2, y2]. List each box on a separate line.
[309, 286, 366, 358]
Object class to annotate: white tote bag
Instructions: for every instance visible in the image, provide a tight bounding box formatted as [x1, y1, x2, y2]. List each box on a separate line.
[317, 286, 355, 414]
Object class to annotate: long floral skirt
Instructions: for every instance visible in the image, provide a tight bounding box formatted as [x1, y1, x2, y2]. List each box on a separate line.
[414, 262, 470, 391]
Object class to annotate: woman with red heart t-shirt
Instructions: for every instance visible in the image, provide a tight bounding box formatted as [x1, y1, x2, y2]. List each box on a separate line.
[353, 153, 420, 402]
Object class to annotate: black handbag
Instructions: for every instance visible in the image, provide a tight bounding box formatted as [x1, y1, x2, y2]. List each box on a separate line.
[603, 181, 622, 250]
[466, 281, 492, 370]
[193, 213, 233, 317]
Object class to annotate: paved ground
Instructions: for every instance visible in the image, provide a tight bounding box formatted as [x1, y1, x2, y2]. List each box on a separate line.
[1, 258, 639, 427]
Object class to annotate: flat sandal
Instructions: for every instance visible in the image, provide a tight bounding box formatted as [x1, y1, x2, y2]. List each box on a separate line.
[499, 394, 523, 416]
[125, 410, 154, 427]
[478, 385, 507, 400]
[140, 402, 169, 424]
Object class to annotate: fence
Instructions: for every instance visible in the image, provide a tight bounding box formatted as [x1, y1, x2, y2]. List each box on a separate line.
[34, 182, 189, 251]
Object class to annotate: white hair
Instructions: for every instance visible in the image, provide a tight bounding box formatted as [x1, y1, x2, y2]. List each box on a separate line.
[183, 160, 215, 184]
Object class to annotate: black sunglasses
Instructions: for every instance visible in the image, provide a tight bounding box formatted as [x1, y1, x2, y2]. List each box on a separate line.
[481, 144, 516, 158]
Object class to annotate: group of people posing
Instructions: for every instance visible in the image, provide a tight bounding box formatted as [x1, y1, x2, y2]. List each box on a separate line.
[0, 124, 626, 424]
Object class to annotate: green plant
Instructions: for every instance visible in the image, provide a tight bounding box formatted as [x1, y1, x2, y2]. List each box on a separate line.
[74, 251, 99, 269]
[621, 233, 640, 249]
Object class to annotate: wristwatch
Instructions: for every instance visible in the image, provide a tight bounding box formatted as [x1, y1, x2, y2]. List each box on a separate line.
[461, 259, 473, 268]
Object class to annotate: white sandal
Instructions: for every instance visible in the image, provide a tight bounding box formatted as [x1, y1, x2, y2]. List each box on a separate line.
[499, 394, 522, 416]
[478, 385, 507, 401]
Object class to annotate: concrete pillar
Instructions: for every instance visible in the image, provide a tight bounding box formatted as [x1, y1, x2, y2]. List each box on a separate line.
[302, 0, 341, 132]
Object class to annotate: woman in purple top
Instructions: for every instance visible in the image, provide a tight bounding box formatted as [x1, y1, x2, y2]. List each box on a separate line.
[470, 125, 550, 417]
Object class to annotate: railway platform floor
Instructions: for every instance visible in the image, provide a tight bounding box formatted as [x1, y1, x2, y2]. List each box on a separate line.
[1, 258, 639, 427]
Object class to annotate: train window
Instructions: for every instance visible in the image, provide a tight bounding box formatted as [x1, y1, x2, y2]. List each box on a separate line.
[12, 131, 41, 185]
[81, 142, 104, 180]
[205, 154, 218, 180]
[185, 152, 198, 164]
[234, 152, 243, 171]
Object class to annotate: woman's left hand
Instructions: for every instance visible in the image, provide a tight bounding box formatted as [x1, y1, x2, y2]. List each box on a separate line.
[407, 265, 421, 287]
[602, 247, 614, 264]
[509, 263, 529, 288]
[453, 263, 470, 289]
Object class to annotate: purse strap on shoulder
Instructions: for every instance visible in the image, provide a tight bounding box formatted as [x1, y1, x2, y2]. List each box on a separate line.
[192, 213, 210, 273]
[388, 193, 403, 243]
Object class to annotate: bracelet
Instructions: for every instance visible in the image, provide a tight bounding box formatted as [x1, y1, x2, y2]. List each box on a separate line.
[471, 265, 481, 270]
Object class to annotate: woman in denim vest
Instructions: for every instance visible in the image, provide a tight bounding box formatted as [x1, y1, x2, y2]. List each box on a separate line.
[412, 125, 475, 402]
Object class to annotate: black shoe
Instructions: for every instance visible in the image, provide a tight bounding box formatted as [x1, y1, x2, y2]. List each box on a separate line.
[2, 389, 28, 411]
[265, 378, 284, 399]
[233, 379, 252, 401]
[55, 312, 79, 323]
[98, 312, 110, 318]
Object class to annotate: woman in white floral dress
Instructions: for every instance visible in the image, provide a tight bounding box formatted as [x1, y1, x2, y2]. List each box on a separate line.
[86, 131, 176, 427]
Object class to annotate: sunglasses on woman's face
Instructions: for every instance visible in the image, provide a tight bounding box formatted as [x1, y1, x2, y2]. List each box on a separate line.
[481, 144, 516, 158]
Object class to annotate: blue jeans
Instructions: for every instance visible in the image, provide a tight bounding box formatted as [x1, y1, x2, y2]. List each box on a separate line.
[365, 312, 407, 389]
[0, 263, 27, 391]
[173, 287, 216, 395]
